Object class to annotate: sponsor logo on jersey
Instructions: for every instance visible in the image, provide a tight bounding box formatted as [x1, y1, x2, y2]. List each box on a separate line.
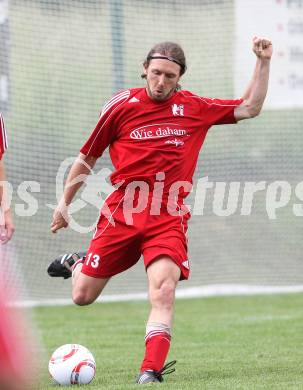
[171, 104, 184, 116]
[165, 138, 184, 147]
[130, 123, 188, 140]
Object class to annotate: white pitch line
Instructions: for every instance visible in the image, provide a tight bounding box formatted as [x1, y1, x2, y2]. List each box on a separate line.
[10, 284, 303, 308]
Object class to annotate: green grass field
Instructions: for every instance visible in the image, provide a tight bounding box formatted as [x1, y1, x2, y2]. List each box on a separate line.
[34, 293, 303, 389]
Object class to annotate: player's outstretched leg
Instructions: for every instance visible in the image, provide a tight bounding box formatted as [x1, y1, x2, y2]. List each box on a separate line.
[47, 251, 87, 279]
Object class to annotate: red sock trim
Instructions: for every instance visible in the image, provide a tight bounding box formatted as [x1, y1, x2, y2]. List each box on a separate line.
[140, 331, 171, 372]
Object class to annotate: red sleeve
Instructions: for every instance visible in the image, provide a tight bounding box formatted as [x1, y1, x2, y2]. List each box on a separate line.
[199, 97, 243, 126]
[80, 90, 130, 158]
[0, 113, 8, 159]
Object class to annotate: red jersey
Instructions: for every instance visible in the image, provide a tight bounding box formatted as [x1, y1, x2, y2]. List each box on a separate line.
[81, 88, 242, 197]
[0, 113, 8, 159]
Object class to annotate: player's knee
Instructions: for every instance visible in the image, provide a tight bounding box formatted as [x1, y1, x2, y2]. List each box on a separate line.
[72, 289, 95, 306]
[150, 280, 176, 309]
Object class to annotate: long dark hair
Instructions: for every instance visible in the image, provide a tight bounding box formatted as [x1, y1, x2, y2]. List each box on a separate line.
[141, 42, 187, 90]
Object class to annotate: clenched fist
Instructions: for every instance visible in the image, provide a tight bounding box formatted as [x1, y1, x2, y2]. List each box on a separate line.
[252, 36, 273, 60]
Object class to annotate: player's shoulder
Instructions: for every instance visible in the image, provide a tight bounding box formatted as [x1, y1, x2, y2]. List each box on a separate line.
[178, 90, 199, 98]
[177, 91, 220, 107]
[176, 89, 205, 102]
[101, 89, 131, 113]
[100, 88, 144, 117]
[178, 91, 242, 106]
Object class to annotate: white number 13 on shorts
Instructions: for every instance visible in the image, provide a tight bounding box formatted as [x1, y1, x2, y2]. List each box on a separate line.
[86, 253, 100, 268]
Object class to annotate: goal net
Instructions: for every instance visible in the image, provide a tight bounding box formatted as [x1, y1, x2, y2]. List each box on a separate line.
[1, 0, 303, 304]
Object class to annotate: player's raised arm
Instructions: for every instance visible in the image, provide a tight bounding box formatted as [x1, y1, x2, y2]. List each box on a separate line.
[235, 36, 273, 121]
[51, 153, 97, 233]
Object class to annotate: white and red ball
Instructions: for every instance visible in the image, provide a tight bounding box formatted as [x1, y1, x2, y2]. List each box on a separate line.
[49, 344, 96, 385]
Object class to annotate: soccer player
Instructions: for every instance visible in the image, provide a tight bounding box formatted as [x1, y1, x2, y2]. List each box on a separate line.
[0, 113, 14, 244]
[48, 37, 273, 384]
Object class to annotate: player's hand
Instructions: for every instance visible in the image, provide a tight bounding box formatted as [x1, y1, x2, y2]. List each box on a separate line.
[51, 206, 69, 233]
[0, 209, 15, 244]
[252, 36, 273, 60]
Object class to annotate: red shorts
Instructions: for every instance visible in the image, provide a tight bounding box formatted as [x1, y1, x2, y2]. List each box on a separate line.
[81, 189, 190, 280]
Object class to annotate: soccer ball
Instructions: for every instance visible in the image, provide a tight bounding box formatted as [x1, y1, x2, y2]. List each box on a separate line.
[49, 344, 96, 385]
